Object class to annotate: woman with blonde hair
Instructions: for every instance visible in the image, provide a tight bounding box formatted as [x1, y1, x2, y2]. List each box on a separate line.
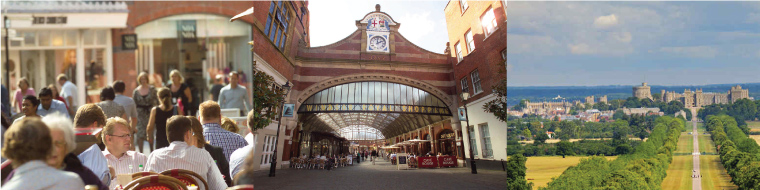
[132, 72, 159, 152]
[169, 70, 192, 116]
[220, 116, 239, 133]
[146, 88, 177, 149]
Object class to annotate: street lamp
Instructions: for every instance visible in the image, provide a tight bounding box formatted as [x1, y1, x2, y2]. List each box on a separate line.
[269, 81, 291, 177]
[461, 91, 477, 174]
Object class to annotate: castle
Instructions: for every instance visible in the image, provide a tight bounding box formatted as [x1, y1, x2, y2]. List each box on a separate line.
[633, 82, 751, 108]
[523, 95, 607, 114]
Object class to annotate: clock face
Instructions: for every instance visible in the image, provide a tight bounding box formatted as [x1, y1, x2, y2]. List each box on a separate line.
[369, 36, 387, 50]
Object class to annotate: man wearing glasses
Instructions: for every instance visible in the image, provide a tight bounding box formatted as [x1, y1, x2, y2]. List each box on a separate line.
[101, 117, 147, 189]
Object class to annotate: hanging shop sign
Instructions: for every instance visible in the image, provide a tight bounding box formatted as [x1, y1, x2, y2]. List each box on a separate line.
[122, 34, 137, 50]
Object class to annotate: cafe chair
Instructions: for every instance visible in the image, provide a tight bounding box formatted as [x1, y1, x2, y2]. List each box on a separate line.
[317, 159, 326, 170]
[123, 175, 188, 190]
[132, 171, 161, 180]
[227, 184, 254, 190]
[160, 169, 209, 190]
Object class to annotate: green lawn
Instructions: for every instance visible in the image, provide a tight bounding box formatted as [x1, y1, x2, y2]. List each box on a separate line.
[663, 132, 694, 190]
[662, 155, 693, 190]
[747, 121, 760, 131]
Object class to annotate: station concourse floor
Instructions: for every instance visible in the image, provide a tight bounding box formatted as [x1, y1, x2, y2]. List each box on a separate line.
[247, 158, 507, 190]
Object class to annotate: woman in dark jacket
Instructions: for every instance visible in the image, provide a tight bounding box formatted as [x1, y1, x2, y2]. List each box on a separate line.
[187, 116, 232, 186]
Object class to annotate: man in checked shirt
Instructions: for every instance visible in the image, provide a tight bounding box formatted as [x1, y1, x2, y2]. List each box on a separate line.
[198, 100, 248, 161]
[101, 117, 147, 189]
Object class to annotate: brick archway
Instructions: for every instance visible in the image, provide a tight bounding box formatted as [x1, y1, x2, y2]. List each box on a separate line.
[295, 73, 455, 110]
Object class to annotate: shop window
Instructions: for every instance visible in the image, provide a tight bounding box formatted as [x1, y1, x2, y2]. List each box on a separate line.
[84, 48, 107, 103]
[266, 1, 291, 50]
[23, 32, 35, 46]
[38, 31, 50, 46]
[65, 30, 77, 46]
[83, 30, 94, 45]
[479, 124, 493, 158]
[471, 69, 482, 94]
[454, 42, 462, 63]
[468, 126, 478, 156]
[465, 29, 474, 54]
[51, 31, 64, 46]
[481, 8, 497, 37]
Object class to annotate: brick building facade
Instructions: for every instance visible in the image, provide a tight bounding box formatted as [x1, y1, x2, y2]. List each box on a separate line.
[444, 0, 507, 168]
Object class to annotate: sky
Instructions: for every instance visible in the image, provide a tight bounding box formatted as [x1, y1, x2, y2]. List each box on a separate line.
[308, 0, 450, 53]
[508, 1, 760, 87]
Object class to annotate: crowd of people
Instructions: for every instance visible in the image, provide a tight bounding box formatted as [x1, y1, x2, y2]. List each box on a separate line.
[1, 70, 259, 189]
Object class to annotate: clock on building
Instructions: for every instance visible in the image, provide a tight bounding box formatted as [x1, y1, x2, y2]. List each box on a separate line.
[369, 36, 387, 51]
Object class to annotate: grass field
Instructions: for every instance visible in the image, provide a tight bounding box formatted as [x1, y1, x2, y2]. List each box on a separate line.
[663, 132, 694, 190]
[662, 155, 693, 190]
[748, 121, 760, 132]
[524, 156, 618, 190]
[701, 155, 738, 190]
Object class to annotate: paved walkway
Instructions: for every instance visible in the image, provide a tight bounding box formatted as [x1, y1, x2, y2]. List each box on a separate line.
[692, 120, 702, 190]
[248, 158, 506, 189]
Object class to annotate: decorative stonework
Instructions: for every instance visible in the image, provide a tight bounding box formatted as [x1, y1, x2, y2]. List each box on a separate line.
[296, 73, 454, 108]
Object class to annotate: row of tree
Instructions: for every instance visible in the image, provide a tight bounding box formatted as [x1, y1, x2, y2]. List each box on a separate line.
[698, 98, 760, 135]
[508, 139, 642, 157]
[540, 116, 684, 189]
[705, 115, 760, 189]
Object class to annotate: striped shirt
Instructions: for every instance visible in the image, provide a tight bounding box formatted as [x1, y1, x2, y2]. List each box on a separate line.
[203, 123, 248, 161]
[103, 149, 147, 190]
[145, 141, 227, 190]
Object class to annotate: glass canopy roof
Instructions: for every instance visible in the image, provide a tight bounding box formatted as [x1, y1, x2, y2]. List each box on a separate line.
[298, 82, 452, 139]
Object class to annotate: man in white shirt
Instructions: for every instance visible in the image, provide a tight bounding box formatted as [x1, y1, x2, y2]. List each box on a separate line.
[58, 74, 79, 115]
[37, 87, 70, 118]
[217, 72, 250, 115]
[102, 117, 147, 189]
[145, 116, 228, 190]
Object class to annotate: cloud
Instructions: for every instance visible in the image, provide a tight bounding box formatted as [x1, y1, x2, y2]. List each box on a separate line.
[508, 34, 562, 55]
[569, 43, 595, 54]
[659, 46, 718, 58]
[397, 11, 435, 46]
[594, 14, 619, 29]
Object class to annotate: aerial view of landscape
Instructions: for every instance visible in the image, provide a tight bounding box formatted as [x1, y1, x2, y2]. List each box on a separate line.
[507, 2, 760, 190]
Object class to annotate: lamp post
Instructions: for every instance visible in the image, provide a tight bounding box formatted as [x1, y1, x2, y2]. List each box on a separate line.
[269, 81, 291, 177]
[461, 92, 477, 174]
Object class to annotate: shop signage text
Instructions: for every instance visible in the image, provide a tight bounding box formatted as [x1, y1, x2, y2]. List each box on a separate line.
[33, 16, 67, 24]
[440, 132, 455, 139]
[122, 34, 137, 50]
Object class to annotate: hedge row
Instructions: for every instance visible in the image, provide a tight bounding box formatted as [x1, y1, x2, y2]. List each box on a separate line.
[540, 116, 684, 190]
[705, 115, 760, 189]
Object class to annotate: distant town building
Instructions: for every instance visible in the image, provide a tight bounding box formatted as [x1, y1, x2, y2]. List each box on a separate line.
[622, 107, 664, 116]
[659, 85, 751, 107]
[633, 82, 654, 100]
[524, 100, 573, 114]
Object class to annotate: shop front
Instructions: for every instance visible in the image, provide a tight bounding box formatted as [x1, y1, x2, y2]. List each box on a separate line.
[134, 14, 254, 103]
[2, 1, 128, 111]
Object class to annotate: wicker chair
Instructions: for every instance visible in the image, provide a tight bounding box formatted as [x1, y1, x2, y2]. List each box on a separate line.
[123, 175, 188, 190]
[160, 169, 209, 190]
[317, 159, 326, 170]
[132, 171, 161, 180]
[226, 184, 254, 190]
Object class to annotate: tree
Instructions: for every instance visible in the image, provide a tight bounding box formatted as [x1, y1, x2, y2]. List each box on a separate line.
[522, 129, 532, 140]
[615, 144, 632, 155]
[613, 110, 625, 120]
[624, 97, 641, 108]
[506, 154, 534, 190]
[249, 65, 287, 131]
[534, 133, 549, 144]
[485, 61, 507, 121]
[652, 93, 662, 101]
[556, 140, 574, 158]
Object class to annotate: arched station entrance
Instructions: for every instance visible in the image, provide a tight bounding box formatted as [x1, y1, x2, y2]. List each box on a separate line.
[295, 81, 452, 157]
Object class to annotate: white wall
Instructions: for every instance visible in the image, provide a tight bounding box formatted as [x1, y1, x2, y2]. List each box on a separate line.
[460, 93, 506, 161]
